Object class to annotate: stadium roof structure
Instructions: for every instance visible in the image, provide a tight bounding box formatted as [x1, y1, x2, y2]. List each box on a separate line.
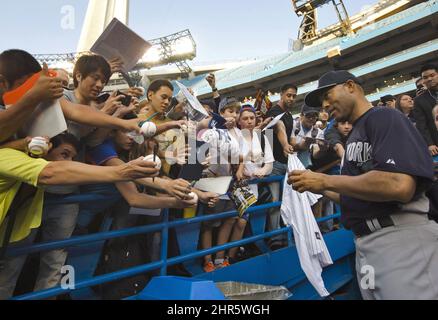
[32, 0, 437, 106]
[182, 0, 438, 109]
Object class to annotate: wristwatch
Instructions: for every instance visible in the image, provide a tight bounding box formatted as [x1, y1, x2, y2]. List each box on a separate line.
[212, 87, 218, 92]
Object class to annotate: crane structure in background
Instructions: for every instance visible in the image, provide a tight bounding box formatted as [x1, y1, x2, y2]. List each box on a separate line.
[292, 0, 353, 46]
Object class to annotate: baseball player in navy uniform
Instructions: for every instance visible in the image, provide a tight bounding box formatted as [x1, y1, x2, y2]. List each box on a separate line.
[288, 70, 438, 300]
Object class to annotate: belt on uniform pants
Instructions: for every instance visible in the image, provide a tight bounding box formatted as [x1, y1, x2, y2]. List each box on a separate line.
[351, 213, 430, 238]
[352, 216, 394, 237]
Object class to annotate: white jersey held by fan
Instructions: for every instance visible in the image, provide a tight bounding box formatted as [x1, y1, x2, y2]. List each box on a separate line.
[280, 154, 333, 297]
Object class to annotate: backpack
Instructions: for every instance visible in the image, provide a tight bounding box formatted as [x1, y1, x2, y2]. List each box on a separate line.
[94, 200, 151, 299]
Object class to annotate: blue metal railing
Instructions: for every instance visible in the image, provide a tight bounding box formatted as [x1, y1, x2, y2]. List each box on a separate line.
[8, 154, 438, 300]
[6, 175, 340, 300]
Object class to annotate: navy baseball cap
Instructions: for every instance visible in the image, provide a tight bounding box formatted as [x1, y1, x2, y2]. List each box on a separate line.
[305, 70, 362, 108]
[380, 95, 396, 104]
[240, 104, 256, 114]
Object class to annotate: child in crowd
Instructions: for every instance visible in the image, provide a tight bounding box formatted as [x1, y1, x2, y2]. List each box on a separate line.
[199, 97, 243, 272]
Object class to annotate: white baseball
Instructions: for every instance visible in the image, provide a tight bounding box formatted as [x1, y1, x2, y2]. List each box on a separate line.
[186, 192, 198, 205]
[140, 122, 157, 138]
[28, 137, 49, 157]
[143, 154, 162, 170]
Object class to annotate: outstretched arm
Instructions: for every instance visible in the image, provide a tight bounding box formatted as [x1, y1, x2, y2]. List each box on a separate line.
[60, 98, 141, 133]
[155, 120, 186, 135]
[288, 170, 416, 203]
[0, 138, 29, 152]
[114, 180, 195, 209]
[275, 121, 294, 157]
[38, 158, 158, 186]
[104, 157, 192, 200]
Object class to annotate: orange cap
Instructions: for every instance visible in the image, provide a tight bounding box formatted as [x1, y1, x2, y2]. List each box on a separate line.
[3, 69, 58, 106]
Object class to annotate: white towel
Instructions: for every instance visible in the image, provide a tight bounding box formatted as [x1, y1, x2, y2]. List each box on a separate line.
[280, 154, 333, 297]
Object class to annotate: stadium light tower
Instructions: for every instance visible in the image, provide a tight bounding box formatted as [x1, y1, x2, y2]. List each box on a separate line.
[77, 0, 129, 52]
[138, 29, 197, 78]
[292, 0, 353, 46]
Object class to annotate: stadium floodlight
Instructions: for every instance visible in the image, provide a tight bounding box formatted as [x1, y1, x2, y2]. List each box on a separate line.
[142, 45, 163, 64]
[137, 29, 196, 77]
[172, 37, 196, 56]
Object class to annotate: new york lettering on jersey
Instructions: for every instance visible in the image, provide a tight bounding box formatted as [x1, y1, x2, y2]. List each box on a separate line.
[340, 107, 434, 229]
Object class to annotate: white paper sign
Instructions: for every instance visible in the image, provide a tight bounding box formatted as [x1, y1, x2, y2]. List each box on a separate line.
[22, 99, 67, 138]
[175, 81, 209, 122]
[194, 176, 233, 195]
[263, 112, 285, 132]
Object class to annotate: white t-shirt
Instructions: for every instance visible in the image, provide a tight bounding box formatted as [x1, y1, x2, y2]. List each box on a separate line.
[241, 131, 274, 175]
[240, 130, 274, 197]
[63, 90, 97, 141]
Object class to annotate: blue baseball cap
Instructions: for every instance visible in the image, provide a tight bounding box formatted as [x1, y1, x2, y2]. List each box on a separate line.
[240, 104, 256, 114]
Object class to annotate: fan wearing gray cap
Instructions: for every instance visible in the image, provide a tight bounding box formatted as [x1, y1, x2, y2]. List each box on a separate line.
[288, 70, 437, 300]
[290, 104, 325, 169]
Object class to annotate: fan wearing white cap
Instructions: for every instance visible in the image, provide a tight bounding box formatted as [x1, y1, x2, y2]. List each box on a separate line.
[290, 104, 325, 169]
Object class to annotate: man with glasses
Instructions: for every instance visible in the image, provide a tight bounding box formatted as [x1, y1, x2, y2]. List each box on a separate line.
[413, 64, 438, 156]
[288, 70, 437, 300]
[291, 104, 325, 169]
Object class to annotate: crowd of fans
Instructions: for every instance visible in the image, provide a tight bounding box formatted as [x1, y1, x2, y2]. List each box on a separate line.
[0, 47, 437, 299]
